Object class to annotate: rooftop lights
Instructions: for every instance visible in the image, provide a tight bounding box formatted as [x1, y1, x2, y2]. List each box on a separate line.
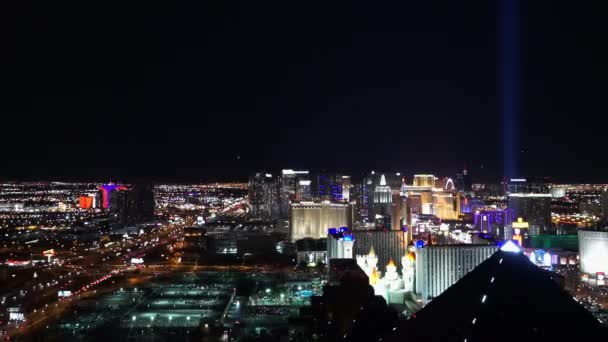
[500, 240, 521, 253]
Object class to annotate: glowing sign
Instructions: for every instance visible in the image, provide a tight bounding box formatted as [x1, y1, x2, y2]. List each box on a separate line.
[43, 249, 56, 257]
[58, 290, 72, 297]
[512, 217, 529, 229]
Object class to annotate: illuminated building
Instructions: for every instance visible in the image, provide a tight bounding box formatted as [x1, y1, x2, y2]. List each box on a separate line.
[279, 169, 310, 218]
[385, 248, 606, 341]
[473, 209, 515, 237]
[290, 201, 352, 241]
[402, 248, 416, 293]
[314, 173, 349, 202]
[507, 178, 552, 235]
[356, 246, 417, 306]
[297, 179, 312, 201]
[79, 195, 94, 209]
[295, 238, 327, 265]
[356, 172, 403, 224]
[356, 245, 379, 276]
[98, 184, 126, 209]
[402, 174, 460, 221]
[373, 174, 393, 222]
[509, 217, 529, 246]
[415, 244, 497, 303]
[353, 230, 409, 273]
[341, 175, 351, 202]
[579, 229, 608, 284]
[327, 228, 354, 260]
[372, 258, 407, 305]
[248, 172, 280, 219]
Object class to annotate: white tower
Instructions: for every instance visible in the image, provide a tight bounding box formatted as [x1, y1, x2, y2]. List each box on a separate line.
[402, 251, 416, 293]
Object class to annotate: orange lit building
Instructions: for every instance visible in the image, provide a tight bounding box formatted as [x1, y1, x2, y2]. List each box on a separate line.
[79, 195, 94, 209]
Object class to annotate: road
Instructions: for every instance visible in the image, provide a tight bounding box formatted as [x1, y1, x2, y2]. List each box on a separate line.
[2, 221, 185, 339]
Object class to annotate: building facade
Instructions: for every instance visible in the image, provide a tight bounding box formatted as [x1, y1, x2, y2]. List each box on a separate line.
[249, 172, 280, 220]
[352, 230, 409, 273]
[290, 201, 352, 241]
[579, 229, 608, 280]
[415, 244, 498, 303]
[327, 229, 355, 260]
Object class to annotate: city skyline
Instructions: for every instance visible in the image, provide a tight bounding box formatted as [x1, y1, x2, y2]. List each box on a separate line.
[2, 1, 608, 340]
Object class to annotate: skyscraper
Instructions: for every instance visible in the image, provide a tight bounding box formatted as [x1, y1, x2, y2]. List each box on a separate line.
[108, 183, 155, 223]
[279, 169, 309, 218]
[248, 172, 280, 219]
[455, 165, 472, 194]
[507, 178, 552, 235]
[372, 174, 393, 224]
[313, 173, 348, 202]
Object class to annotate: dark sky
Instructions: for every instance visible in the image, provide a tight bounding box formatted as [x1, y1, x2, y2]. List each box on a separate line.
[1, 1, 606, 182]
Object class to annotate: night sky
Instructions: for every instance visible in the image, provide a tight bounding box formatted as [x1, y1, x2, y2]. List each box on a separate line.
[1, 1, 606, 182]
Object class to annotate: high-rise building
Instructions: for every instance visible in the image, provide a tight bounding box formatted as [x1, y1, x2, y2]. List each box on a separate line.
[373, 174, 393, 222]
[390, 192, 406, 231]
[578, 228, 608, 284]
[341, 175, 351, 202]
[507, 178, 552, 235]
[108, 183, 155, 223]
[415, 244, 498, 302]
[297, 179, 312, 201]
[109, 188, 130, 222]
[290, 201, 352, 241]
[279, 169, 309, 218]
[357, 171, 400, 223]
[78, 194, 95, 209]
[455, 165, 472, 194]
[402, 174, 460, 221]
[313, 173, 349, 202]
[98, 184, 127, 209]
[130, 182, 155, 221]
[248, 172, 280, 219]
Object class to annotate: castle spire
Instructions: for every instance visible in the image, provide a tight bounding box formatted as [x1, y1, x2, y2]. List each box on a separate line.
[370, 267, 379, 285]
